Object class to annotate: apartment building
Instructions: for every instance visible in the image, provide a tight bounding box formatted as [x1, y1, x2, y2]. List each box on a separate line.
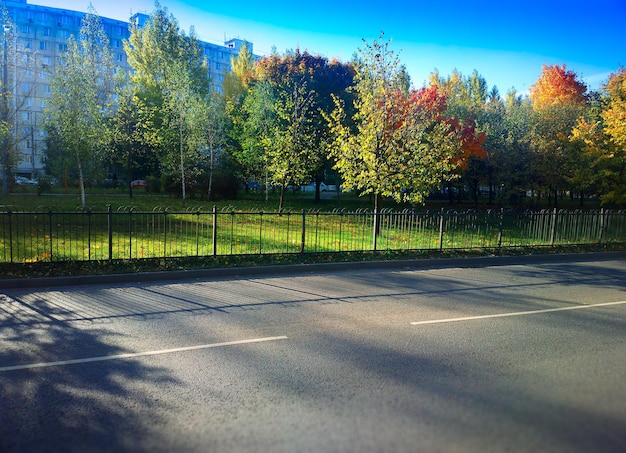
[1, 0, 254, 179]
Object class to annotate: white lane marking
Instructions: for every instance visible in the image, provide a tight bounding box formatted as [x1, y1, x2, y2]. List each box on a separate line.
[411, 301, 626, 325]
[0, 336, 288, 372]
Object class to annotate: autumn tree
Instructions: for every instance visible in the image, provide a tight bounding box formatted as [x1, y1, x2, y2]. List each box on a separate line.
[529, 64, 588, 206]
[571, 67, 626, 205]
[428, 69, 489, 205]
[327, 33, 461, 242]
[45, 7, 115, 208]
[530, 64, 587, 110]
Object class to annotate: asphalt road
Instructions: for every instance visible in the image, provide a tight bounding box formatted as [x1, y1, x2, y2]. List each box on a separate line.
[1, 255, 625, 452]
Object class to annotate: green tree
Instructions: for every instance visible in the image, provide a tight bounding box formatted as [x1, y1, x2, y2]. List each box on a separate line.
[162, 61, 210, 200]
[107, 83, 154, 196]
[124, 2, 210, 197]
[223, 43, 264, 189]
[264, 79, 317, 210]
[45, 7, 115, 208]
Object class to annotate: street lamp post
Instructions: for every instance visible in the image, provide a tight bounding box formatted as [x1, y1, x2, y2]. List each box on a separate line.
[2, 23, 10, 195]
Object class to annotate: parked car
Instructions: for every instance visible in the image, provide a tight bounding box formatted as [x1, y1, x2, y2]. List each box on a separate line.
[15, 176, 37, 185]
[130, 179, 148, 188]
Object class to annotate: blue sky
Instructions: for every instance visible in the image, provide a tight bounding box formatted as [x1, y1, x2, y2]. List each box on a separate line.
[35, 0, 625, 93]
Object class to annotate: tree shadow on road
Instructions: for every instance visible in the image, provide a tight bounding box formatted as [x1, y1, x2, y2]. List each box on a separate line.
[0, 295, 181, 452]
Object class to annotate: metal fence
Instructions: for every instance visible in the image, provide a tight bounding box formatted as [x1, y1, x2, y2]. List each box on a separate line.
[0, 206, 624, 264]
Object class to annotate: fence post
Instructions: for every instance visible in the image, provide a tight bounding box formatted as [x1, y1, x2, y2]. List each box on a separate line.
[8, 210, 13, 263]
[498, 208, 504, 249]
[48, 209, 53, 262]
[438, 207, 445, 251]
[372, 208, 379, 251]
[550, 207, 557, 246]
[300, 209, 306, 253]
[163, 209, 168, 259]
[212, 205, 217, 256]
[107, 205, 113, 261]
[598, 208, 605, 244]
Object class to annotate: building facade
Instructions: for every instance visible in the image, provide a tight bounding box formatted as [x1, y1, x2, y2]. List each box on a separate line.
[1, 0, 254, 180]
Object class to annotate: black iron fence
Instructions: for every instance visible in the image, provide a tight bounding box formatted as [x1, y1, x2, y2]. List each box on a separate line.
[0, 206, 624, 264]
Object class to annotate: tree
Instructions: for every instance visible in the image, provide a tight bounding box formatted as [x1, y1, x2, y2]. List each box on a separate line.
[428, 69, 489, 205]
[529, 64, 588, 206]
[45, 7, 115, 208]
[255, 50, 354, 200]
[327, 34, 461, 227]
[1, 7, 40, 194]
[107, 83, 154, 196]
[571, 67, 626, 205]
[530, 64, 587, 110]
[602, 67, 626, 149]
[223, 43, 265, 189]
[264, 79, 317, 210]
[124, 2, 210, 198]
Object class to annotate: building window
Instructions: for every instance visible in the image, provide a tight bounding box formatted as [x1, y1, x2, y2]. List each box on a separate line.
[115, 53, 124, 62]
[21, 24, 30, 34]
[58, 43, 67, 52]
[40, 12, 49, 22]
[42, 56, 51, 66]
[39, 41, 47, 50]
[22, 83, 31, 92]
[43, 27, 51, 37]
[43, 84, 51, 94]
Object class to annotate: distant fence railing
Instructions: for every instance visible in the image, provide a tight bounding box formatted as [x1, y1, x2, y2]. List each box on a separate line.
[0, 206, 624, 264]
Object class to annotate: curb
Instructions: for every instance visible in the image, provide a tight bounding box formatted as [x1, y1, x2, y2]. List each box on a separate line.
[1, 251, 625, 290]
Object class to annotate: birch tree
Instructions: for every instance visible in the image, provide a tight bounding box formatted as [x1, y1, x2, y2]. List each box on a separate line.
[45, 7, 115, 208]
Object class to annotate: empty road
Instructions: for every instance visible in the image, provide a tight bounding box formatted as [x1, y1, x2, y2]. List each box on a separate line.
[1, 254, 625, 452]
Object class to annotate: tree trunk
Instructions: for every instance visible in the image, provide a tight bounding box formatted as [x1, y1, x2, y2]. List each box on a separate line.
[180, 117, 186, 201]
[77, 157, 86, 210]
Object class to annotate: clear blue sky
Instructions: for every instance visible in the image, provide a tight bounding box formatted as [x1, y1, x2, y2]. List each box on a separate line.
[34, 0, 625, 93]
